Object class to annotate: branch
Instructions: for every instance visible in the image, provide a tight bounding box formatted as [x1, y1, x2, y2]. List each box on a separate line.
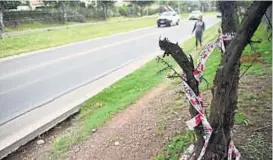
[158, 37, 204, 155]
[264, 12, 272, 30]
[159, 38, 196, 83]
[239, 63, 253, 79]
[226, 1, 272, 69]
[156, 56, 185, 81]
[254, 124, 272, 132]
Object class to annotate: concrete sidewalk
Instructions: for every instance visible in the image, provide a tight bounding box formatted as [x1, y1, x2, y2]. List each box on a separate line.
[0, 52, 161, 159]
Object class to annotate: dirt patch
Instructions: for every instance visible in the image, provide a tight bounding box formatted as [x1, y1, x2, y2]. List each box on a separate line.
[233, 75, 272, 160]
[66, 82, 190, 160]
[240, 53, 264, 64]
[4, 75, 271, 160]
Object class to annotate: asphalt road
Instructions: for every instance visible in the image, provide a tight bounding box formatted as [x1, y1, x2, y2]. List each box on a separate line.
[0, 17, 218, 125]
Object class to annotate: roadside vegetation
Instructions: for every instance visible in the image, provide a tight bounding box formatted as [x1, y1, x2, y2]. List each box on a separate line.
[0, 17, 156, 58]
[0, 12, 218, 59]
[180, 11, 216, 19]
[48, 23, 220, 159]
[5, 15, 158, 32]
[153, 24, 272, 159]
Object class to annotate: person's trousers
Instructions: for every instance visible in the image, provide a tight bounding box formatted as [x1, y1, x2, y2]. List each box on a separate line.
[195, 31, 203, 47]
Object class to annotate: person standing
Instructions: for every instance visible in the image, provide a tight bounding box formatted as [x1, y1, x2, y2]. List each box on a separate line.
[192, 15, 205, 49]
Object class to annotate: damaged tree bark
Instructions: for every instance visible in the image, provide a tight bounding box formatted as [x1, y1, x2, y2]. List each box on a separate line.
[159, 1, 271, 160]
[158, 40, 204, 155]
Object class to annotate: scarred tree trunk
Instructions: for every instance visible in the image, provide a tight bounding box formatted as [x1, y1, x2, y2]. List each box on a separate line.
[202, 1, 272, 159]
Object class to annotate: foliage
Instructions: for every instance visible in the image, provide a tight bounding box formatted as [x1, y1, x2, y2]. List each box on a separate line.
[118, 5, 129, 16]
[129, 1, 154, 16]
[0, 1, 22, 10]
[234, 112, 248, 125]
[153, 131, 195, 160]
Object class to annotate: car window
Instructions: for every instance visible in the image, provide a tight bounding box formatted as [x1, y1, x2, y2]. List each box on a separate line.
[192, 11, 201, 14]
[162, 12, 172, 16]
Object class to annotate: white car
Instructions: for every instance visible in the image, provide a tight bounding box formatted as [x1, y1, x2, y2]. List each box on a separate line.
[157, 11, 180, 27]
[188, 10, 202, 20]
[216, 12, 222, 18]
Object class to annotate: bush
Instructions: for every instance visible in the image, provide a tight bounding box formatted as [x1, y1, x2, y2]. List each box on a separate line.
[147, 8, 158, 15]
[118, 5, 129, 16]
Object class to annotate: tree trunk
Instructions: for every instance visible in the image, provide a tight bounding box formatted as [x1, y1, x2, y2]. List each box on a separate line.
[218, 1, 238, 48]
[158, 40, 205, 158]
[0, 8, 4, 39]
[202, 1, 271, 159]
[103, 3, 107, 20]
[158, 1, 271, 160]
[60, 2, 67, 24]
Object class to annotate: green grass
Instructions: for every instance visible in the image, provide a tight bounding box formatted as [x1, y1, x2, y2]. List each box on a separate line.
[153, 24, 271, 160]
[181, 11, 217, 19]
[51, 58, 171, 159]
[6, 15, 157, 32]
[0, 17, 156, 58]
[200, 24, 272, 90]
[153, 131, 195, 160]
[6, 21, 76, 32]
[49, 22, 220, 160]
[240, 25, 272, 75]
[234, 112, 249, 125]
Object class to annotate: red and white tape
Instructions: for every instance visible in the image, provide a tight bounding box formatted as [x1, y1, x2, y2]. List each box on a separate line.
[193, 34, 235, 82]
[180, 33, 240, 160]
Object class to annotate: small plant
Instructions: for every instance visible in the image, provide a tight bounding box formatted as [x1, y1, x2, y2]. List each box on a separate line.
[235, 112, 249, 125]
[153, 131, 195, 160]
[246, 93, 258, 100]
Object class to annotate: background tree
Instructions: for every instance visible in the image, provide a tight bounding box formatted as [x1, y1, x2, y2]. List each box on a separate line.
[0, 1, 21, 30]
[129, 0, 154, 16]
[159, 1, 271, 159]
[0, 1, 21, 38]
[43, 0, 84, 23]
[97, 0, 116, 20]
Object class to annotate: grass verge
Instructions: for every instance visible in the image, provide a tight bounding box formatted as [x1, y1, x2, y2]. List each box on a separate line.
[0, 16, 156, 58]
[49, 23, 220, 159]
[181, 11, 217, 19]
[153, 24, 272, 159]
[6, 15, 157, 32]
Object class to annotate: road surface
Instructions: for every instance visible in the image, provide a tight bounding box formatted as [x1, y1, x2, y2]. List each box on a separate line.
[0, 17, 218, 126]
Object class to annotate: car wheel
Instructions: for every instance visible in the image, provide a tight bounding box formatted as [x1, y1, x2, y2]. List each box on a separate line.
[176, 20, 179, 25]
[157, 24, 160, 28]
[169, 21, 173, 27]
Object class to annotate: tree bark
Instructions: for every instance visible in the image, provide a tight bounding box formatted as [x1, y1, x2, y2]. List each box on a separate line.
[59, 1, 67, 24]
[158, 40, 205, 157]
[102, 3, 107, 20]
[0, 7, 4, 39]
[218, 1, 238, 49]
[159, 1, 271, 160]
[203, 1, 272, 159]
